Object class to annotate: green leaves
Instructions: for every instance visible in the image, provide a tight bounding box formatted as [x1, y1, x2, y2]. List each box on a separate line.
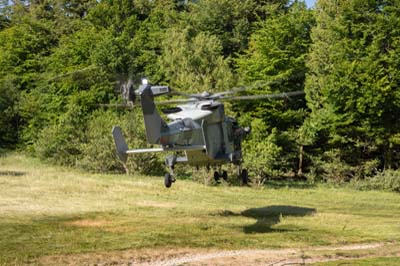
[305, 0, 400, 169]
[235, 2, 314, 177]
[159, 28, 233, 92]
[2, 0, 400, 181]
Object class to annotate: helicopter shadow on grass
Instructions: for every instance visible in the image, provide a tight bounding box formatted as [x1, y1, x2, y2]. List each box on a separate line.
[218, 205, 316, 234]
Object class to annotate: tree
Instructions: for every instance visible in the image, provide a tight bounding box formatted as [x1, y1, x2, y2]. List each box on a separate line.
[305, 0, 400, 173]
[158, 28, 234, 93]
[184, 0, 290, 57]
[0, 78, 19, 148]
[235, 1, 315, 177]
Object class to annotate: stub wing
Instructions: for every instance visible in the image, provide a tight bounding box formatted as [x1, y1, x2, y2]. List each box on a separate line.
[112, 126, 205, 163]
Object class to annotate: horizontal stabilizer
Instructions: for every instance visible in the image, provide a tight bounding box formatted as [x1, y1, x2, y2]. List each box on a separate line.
[112, 125, 206, 162]
[112, 126, 129, 162]
[126, 145, 206, 154]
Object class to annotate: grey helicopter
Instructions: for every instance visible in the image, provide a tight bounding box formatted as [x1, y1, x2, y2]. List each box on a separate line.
[112, 79, 304, 188]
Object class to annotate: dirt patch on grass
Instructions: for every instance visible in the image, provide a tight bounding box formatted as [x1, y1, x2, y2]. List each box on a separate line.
[37, 242, 400, 266]
[136, 200, 177, 208]
[67, 219, 111, 228]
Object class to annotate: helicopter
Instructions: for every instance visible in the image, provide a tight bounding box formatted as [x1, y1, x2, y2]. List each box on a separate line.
[112, 79, 304, 188]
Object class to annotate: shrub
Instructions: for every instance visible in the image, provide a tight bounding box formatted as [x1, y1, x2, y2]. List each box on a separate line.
[354, 170, 400, 193]
[307, 150, 379, 183]
[79, 109, 164, 175]
[242, 125, 283, 185]
[0, 77, 19, 148]
[34, 103, 85, 166]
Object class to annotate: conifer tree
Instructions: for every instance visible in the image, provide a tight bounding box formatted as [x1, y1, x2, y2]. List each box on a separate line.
[305, 0, 400, 170]
[235, 1, 315, 177]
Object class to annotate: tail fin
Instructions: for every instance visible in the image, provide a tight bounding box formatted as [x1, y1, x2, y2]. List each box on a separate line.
[112, 126, 128, 162]
[138, 84, 168, 144]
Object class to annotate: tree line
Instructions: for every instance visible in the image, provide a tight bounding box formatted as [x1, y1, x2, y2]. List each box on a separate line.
[1, 0, 400, 190]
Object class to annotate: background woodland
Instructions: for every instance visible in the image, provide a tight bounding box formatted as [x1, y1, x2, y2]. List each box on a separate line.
[1, 0, 400, 190]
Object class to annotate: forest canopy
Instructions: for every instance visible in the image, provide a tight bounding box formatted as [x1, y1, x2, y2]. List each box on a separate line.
[1, 0, 400, 189]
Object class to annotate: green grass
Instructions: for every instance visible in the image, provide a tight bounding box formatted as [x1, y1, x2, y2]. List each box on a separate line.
[1, 152, 400, 265]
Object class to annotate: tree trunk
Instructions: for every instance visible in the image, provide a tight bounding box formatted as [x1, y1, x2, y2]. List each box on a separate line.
[297, 145, 304, 176]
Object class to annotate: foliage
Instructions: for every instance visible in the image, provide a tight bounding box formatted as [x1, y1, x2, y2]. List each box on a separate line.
[308, 149, 379, 183]
[159, 28, 234, 92]
[184, 0, 276, 57]
[242, 119, 283, 183]
[353, 169, 400, 193]
[2, 0, 400, 188]
[236, 1, 314, 178]
[0, 77, 19, 148]
[305, 0, 400, 171]
[79, 109, 163, 175]
[236, 2, 314, 91]
[34, 99, 87, 166]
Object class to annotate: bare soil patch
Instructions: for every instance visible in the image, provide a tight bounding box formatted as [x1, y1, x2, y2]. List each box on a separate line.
[67, 219, 111, 228]
[37, 242, 400, 266]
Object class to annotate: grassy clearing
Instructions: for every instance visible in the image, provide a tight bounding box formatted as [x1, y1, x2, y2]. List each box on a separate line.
[0, 152, 400, 265]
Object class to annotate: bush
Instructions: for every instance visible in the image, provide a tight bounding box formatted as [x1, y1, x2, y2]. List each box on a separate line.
[307, 150, 379, 183]
[0, 77, 19, 148]
[79, 109, 164, 175]
[353, 170, 400, 193]
[78, 109, 122, 172]
[34, 103, 85, 166]
[34, 104, 164, 175]
[242, 124, 283, 185]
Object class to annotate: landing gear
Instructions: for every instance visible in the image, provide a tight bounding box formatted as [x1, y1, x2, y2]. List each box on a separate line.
[164, 173, 175, 188]
[222, 171, 228, 181]
[214, 170, 228, 182]
[237, 165, 249, 185]
[164, 155, 177, 188]
[240, 169, 249, 185]
[214, 171, 220, 182]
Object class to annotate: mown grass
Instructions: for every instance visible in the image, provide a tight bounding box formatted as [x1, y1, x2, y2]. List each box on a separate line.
[0, 152, 400, 265]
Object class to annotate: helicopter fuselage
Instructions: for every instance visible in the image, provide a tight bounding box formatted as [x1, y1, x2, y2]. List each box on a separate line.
[160, 100, 244, 167]
[112, 83, 250, 187]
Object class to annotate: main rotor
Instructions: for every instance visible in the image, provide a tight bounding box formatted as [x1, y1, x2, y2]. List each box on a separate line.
[104, 78, 305, 108]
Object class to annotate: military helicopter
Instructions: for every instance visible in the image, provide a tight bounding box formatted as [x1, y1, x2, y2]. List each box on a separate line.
[112, 79, 304, 188]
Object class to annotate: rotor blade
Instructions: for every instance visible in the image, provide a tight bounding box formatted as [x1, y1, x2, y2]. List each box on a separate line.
[220, 90, 305, 101]
[99, 98, 197, 108]
[211, 86, 247, 98]
[98, 103, 137, 109]
[169, 90, 194, 98]
[47, 65, 98, 82]
[154, 98, 198, 105]
[170, 87, 246, 100]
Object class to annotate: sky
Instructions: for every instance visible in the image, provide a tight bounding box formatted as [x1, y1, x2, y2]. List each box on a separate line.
[305, 0, 316, 8]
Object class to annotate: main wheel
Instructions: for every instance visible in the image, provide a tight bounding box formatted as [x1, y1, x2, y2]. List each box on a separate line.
[222, 171, 228, 181]
[164, 173, 173, 188]
[241, 169, 249, 185]
[214, 171, 220, 182]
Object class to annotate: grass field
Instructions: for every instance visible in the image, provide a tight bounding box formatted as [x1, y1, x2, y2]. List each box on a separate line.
[0, 152, 399, 265]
